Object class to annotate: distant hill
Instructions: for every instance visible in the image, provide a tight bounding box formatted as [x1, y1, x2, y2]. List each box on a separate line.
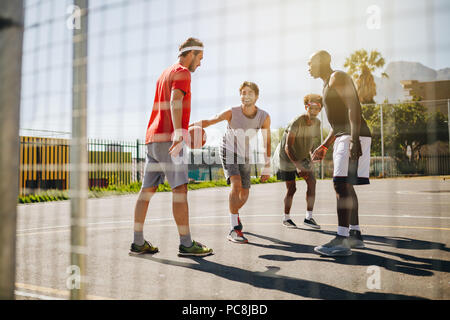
[436, 68, 450, 80]
[373, 61, 450, 103]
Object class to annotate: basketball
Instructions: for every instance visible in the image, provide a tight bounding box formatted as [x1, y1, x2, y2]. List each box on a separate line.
[187, 126, 206, 149]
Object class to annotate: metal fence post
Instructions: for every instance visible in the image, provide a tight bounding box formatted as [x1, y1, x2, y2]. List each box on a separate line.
[254, 150, 258, 177]
[136, 139, 140, 182]
[380, 104, 385, 177]
[70, 0, 89, 300]
[208, 147, 212, 181]
[320, 109, 324, 179]
[0, 0, 24, 300]
[448, 99, 450, 155]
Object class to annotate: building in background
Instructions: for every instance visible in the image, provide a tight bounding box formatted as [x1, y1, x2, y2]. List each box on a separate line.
[401, 79, 450, 113]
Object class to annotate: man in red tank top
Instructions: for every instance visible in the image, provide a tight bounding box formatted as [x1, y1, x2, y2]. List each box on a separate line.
[130, 38, 213, 257]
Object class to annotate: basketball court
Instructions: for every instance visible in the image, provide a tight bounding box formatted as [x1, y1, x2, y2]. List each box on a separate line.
[15, 176, 450, 300]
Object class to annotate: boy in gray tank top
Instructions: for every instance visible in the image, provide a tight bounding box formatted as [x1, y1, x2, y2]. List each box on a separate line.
[190, 81, 271, 244]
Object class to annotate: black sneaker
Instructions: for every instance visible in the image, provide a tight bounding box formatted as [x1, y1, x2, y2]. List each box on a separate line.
[349, 230, 365, 249]
[303, 218, 321, 229]
[235, 216, 243, 231]
[282, 219, 297, 228]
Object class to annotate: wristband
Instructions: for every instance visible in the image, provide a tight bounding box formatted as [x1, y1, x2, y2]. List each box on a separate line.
[172, 129, 184, 142]
[261, 166, 272, 177]
[321, 145, 328, 151]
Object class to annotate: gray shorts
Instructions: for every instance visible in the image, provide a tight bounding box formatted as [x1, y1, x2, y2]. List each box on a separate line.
[220, 149, 252, 189]
[141, 142, 189, 189]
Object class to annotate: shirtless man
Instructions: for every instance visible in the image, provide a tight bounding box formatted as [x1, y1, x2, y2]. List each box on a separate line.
[308, 50, 372, 256]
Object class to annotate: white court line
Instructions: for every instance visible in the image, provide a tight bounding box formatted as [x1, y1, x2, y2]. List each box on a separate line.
[16, 213, 450, 234]
[396, 191, 450, 196]
[17, 222, 450, 237]
[15, 290, 65, 300]
[17, 220, 133, 232]
[15, 283, 112, 300]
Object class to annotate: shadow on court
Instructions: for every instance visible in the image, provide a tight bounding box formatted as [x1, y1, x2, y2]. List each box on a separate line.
[132, 254, 426, 300]
[246, 231, 450, 277]
[132, 252, 427, 300]
[294, 228, 450, 252]
[363, 235, 450, 252]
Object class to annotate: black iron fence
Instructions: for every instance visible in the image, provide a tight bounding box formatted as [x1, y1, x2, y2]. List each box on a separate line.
[19, 136, 450, 195]
[19, 137, 144, 195]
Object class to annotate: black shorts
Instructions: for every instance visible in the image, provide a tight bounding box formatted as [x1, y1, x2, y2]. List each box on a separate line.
[276, 159, 312, 181]
[276, 170, 298, 181]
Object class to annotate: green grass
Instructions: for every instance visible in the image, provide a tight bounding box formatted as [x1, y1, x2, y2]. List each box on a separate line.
[18, 189, 69, 203]
[18, 176, 285, 204]
[187, 179, 229, 190]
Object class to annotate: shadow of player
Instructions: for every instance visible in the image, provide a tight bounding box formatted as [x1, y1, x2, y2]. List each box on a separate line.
[245, 231, 449, 277]
[132, 254, 425, 300]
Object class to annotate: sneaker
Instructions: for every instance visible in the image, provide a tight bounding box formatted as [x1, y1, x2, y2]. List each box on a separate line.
[303, 218, 321, 229]
[235, 216, 243, 231]
[227, 227, 248, 244]
[314, 235, 352, 256]
[282, 219, 297, 228]
[178, 240, 213, 257]
[349, 230, 365, 249]
[129, 240, 159, 255]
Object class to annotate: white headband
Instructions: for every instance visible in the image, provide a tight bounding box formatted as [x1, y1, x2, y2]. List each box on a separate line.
[179, 46, 204, 54]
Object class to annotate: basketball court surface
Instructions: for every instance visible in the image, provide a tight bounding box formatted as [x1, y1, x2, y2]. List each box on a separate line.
[15, 177, 450, 300]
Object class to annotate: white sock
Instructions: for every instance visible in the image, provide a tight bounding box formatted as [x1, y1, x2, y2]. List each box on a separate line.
[337, 226, 349, 237]
[283, 214, 291, 221]
[350, 225, 360, 232]
[230, 213, 239, 229]
[305, 211, 313, 220]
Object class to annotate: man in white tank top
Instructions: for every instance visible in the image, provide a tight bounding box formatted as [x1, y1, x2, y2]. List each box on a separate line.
[190, 81, 271, 244]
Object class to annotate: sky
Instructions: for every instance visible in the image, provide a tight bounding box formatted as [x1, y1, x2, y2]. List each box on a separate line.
[20, 0, 450, 145]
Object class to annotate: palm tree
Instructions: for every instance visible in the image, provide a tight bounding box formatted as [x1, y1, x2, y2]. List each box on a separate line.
[344, 49, 388, 104]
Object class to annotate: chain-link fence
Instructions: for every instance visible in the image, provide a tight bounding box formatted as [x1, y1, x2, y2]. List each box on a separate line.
[2, 0, 450, 302]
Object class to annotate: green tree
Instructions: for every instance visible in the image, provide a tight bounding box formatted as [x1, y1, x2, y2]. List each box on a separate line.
[362, 102, 449, 166]
[271, 127, 285, 153]
[344, 49, 388, 104]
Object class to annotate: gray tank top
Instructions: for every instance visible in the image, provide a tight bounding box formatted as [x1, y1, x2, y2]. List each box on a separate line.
[221, 106, 269, 160]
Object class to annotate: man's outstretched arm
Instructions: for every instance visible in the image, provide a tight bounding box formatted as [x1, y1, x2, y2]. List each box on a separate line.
[189, 109, 232, 128]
